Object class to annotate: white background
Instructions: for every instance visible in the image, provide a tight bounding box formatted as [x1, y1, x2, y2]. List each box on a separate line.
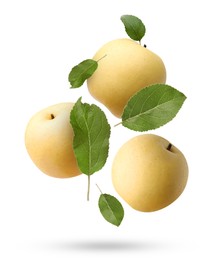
[1, 0, 212, 259]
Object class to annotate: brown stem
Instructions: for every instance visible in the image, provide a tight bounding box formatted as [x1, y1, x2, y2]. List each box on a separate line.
[50, 114, 55, 119]
[167, 143, 172, 151]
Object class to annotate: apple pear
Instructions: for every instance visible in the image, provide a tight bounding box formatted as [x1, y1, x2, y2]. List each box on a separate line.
[25, 103, 81, 178]
[112, 134, 188, 212]
[87, 38, 166, 118]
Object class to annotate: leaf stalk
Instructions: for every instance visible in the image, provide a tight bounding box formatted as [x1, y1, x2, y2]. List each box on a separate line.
[87, 175, 90, 201]
[114, 121, 122, 127]
[96, 183, 103, 194]
[96, 54, 107, 63]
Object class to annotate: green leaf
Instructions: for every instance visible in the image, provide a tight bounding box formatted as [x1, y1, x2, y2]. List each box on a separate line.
[70, 98, 111, 175]
[68, 59, 98, 88]
[121, 84, 187, 132]
[121, 14, 146, 42]
[98, 194, 124, 227]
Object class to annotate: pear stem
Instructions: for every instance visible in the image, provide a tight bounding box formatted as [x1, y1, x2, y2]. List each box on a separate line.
[167, 143, 172, 151]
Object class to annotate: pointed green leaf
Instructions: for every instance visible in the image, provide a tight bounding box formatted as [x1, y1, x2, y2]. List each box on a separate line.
[122, 84, 187, 132]
[70, 98, 110, 175]
[68, 59, 98, 88]
[121, 14, 146, 42]
[98, 194, 124, 226]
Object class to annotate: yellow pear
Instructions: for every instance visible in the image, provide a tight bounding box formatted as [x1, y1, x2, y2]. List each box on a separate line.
[25, 103, 81, 178]
[112, 134, 188, 212]
[87, 38, 166, 118]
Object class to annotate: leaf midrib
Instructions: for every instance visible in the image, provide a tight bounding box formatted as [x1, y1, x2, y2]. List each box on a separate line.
[123, 95, 184, 125]
[82, 111, 92, 175]
[102, 195, 119, 225]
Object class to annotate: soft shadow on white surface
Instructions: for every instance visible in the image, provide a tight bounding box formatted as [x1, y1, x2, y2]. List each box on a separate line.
[39, 239, 171, 252]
